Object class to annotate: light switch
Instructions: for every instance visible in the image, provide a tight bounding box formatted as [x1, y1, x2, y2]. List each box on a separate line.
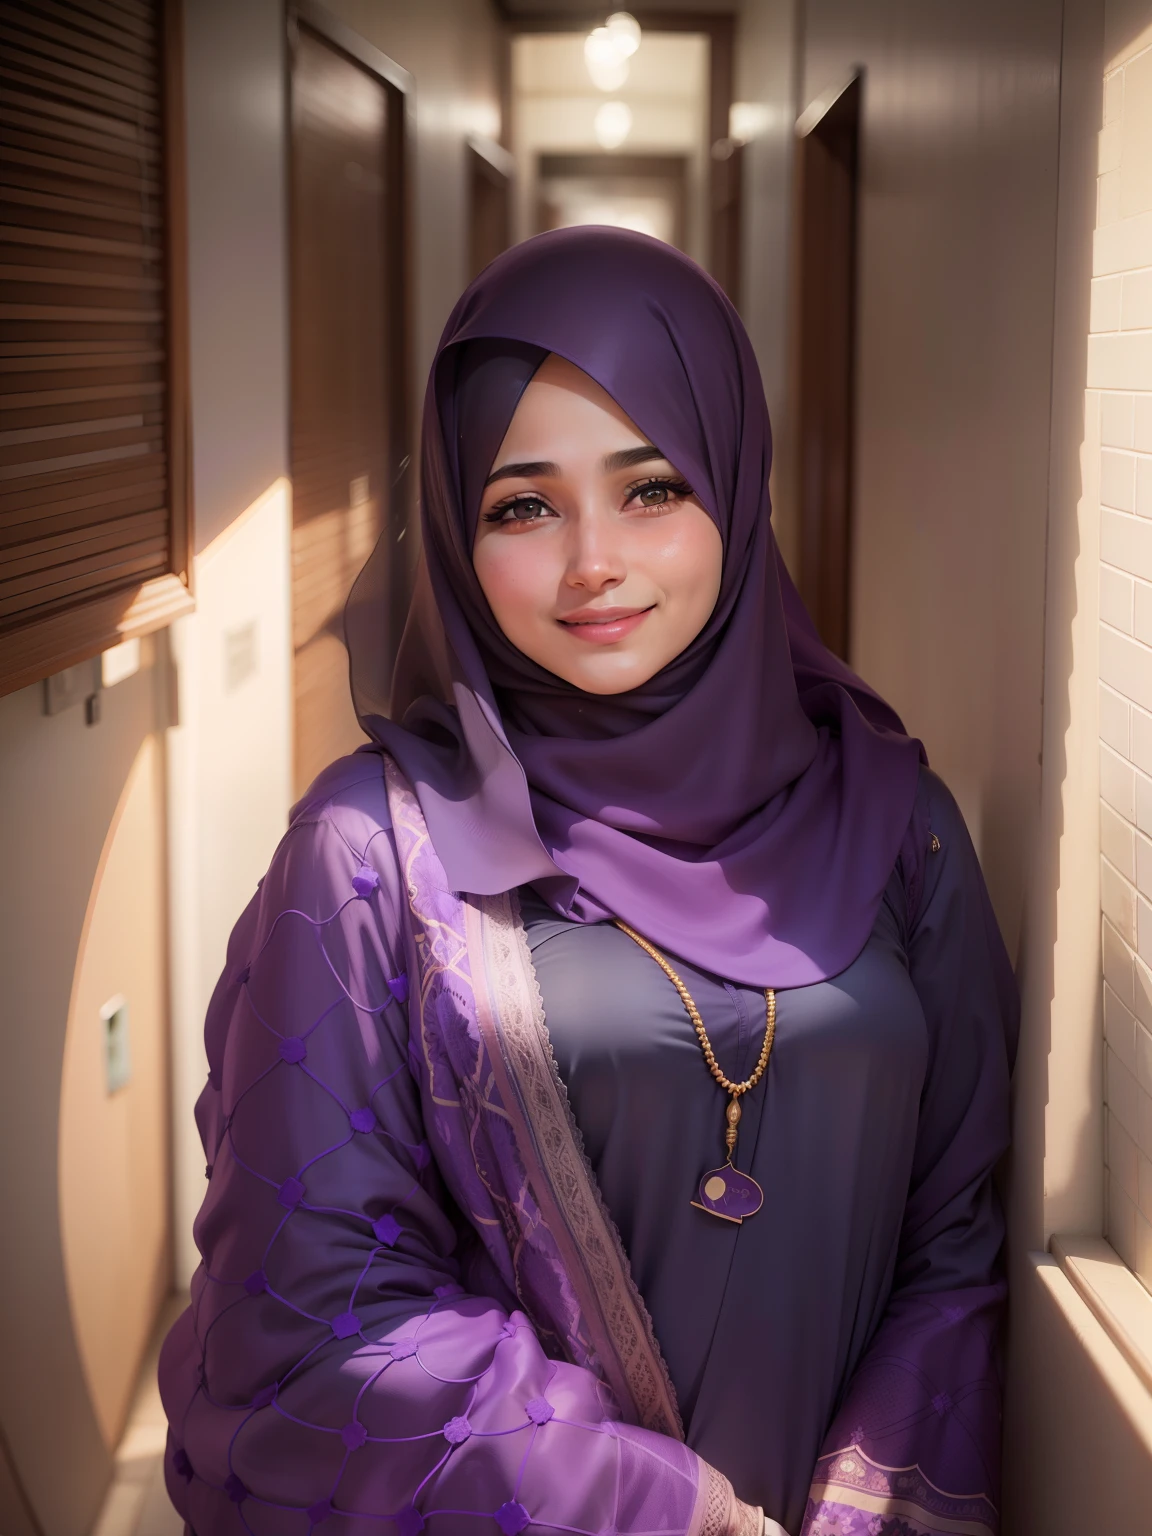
[224, 620, 259, 692]
[101, 995, 131, 1094]
[43, 657, 100, 715]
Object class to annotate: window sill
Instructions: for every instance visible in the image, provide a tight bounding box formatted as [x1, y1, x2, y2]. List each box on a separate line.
[1051, 1233, 1152, 1396]
[0, 573, 194, 699]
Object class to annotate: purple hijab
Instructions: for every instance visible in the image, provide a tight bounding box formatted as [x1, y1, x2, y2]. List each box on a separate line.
[350, 227, 921, 987]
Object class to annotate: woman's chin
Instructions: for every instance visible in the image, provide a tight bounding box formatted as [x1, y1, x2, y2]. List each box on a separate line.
[546, 650, 663, 695]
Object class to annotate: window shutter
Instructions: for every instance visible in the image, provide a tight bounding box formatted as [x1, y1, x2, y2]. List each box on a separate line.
[0, 0, 191, 697]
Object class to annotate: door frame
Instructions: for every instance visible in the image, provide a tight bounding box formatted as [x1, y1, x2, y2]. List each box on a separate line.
[466, 133, 516, 281]
[787, 71, 862, 661]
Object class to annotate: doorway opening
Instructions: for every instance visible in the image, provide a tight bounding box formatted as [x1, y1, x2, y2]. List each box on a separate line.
[507, 16, 738, 297]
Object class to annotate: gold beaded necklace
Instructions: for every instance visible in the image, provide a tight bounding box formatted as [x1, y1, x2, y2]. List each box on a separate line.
[614, 919, 776, 1224]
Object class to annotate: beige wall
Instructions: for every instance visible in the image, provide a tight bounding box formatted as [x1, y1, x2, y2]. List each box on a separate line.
[735, 0, 800, 573]
[60, 731, 171, 1449]
[168, 484, 294, 1284]
[169, 0, 295, 1289]
[0, 652, 170, 1536]
[1006, 1253, 1152, 1530]
[183, 0, 289, 555]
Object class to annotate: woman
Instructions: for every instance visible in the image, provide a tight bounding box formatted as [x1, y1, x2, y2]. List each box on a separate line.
[160, 229, 1016, 1536]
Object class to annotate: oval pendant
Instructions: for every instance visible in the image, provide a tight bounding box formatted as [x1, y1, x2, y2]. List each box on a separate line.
[691, 1164, 764, 1224]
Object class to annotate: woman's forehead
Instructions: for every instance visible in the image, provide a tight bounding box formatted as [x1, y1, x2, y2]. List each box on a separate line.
[498, 355, 652, 455]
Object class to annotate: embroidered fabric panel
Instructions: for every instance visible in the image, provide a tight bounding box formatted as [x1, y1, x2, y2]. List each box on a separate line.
[385, 754, 682, 1440]
[463, 887, 684, 1438]
[803, 1444, 996, 1535]
[159, 757, 708, 1534]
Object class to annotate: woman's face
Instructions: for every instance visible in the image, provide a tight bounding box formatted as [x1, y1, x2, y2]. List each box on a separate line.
[472, 354, 723, 695]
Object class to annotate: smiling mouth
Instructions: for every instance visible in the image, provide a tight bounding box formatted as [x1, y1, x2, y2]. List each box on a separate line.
[557, 606, 655, 644]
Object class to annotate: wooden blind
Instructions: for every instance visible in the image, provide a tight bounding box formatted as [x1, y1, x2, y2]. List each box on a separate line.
[0, 0, 191, 698]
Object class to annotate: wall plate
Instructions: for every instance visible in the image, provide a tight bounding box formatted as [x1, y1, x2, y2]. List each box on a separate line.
[100, 994, 131, 1094]
[43, 657, 101, 716]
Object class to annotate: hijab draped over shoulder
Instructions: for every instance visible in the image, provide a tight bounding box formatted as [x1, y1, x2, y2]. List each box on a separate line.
[347, 227, 922, 987]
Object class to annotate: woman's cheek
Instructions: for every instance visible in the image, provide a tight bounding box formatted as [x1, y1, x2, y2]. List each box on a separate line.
[666, 513, 723, 612]
[478, 538, 557, 628]
[635, 521, 717, 607]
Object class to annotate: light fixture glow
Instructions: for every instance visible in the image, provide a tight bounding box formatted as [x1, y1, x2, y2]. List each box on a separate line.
[605, 12, 641, 57]
[584, 27, 631, 92]
[594, 100, 633, 151]
[729, 102, 773, 144]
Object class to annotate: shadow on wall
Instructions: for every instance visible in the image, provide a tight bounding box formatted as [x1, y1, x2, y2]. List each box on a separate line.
[0, 643, 172, 1536]
[60, 731, 172, 1451]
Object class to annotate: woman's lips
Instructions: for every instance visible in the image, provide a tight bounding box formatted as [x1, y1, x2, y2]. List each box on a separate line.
[557, 606, 653, 644]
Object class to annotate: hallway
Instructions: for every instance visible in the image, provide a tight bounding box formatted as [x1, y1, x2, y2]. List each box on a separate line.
[2, 0, 1152, 1531]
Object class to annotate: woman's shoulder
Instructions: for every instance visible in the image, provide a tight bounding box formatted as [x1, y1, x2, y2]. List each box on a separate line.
[289, 746, 394, 841]
[901, 762, 999, 935]
[895, 765, 980, 930]
[910, 763, 974, 858]
[260, 748, 403, 921]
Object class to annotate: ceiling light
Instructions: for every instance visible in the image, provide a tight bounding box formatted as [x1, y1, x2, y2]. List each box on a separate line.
[606, 13, 641, 57]
[594, 100, 633, 151]
[585, 27, 630, 92]
[729, 102, 773, 143]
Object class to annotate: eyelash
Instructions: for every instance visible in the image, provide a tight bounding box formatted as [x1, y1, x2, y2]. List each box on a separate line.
[482, 475, 695, 525]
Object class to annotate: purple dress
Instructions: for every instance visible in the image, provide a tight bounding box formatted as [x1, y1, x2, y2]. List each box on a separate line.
[524, 768, 1014, 1535]
[158, 751, 1015, 1536]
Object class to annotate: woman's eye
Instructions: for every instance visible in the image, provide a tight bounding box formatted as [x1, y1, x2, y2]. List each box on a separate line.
[508, 498, 547, 519]
[485, 496, 552, 524]
[637, 484, 671, 506]
[627, 478, 692, 510]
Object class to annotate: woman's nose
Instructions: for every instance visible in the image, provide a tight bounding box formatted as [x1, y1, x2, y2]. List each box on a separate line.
[565, 506, 626, 590]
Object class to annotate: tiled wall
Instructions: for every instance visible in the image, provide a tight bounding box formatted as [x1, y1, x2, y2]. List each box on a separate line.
[1095, 34, 1152, 1289]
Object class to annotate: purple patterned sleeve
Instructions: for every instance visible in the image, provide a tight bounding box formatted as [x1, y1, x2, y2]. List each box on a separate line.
[800, 775, 1017, 1536]
[159, 761, 720, 1536]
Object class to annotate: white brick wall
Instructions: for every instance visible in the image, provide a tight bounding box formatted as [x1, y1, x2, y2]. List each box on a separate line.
[1096, 41, 1152, 1287]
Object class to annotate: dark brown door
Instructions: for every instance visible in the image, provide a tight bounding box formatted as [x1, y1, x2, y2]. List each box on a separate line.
[790, 75, 861, 660]
[468, 144, 511, 280]
[289, 22, 402, 795]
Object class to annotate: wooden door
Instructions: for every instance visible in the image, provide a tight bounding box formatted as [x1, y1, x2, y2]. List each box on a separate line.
[468, 142, 512, 280]
[791, 75, 861, 660]
[289, 21, 403, 796]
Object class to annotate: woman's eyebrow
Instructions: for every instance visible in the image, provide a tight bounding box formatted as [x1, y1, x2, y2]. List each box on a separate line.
[484, 459, 559, 486]
[601, 445, 667, 472]
[483, 445, 668, 488]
